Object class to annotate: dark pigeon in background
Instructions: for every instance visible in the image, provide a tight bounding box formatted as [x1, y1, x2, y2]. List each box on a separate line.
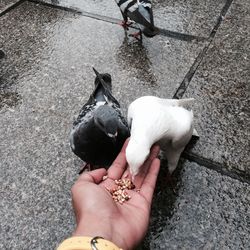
[115, 0, 159, 40]
[70, 68, 130, 172]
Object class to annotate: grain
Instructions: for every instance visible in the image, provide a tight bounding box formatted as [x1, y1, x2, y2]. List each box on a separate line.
[106, 178, 135, 204]
[102, 175, 108, 181]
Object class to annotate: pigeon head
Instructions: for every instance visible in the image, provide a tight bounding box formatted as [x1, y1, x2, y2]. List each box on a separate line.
[93, 105, 118, 141]
[126, 140, 150, 177]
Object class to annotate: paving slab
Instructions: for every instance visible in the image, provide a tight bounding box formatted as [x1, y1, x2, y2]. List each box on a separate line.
[0, 2, 205, 249]
[40, 0, 226, 37]
[0, 0, 19, 13]
[0, 1, 205, 111]
[142, 161, 250, 250]
[39, 0, 121, 18]
[183, 0, 250, 175]
[153, 0, 226, 37]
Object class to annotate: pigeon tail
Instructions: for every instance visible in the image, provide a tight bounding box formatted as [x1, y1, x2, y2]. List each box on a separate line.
[157, 98, 195, 108]
[91, 67, 117, 104]
[94, 73, 112, 92]
[92, 67, 112, 91]
[175, 98, 195, 106]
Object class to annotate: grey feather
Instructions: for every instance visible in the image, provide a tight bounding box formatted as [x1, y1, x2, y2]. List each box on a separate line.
[70, 68, 130, 167]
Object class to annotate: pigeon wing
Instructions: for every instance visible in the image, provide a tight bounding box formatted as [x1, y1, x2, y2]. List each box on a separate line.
[73, 101, 97, 127]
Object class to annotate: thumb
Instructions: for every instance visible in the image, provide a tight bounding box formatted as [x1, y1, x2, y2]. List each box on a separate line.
[78, 168, 107, 184]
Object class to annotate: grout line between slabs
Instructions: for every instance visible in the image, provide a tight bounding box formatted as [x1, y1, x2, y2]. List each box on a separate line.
[182, 151, 250, 185]
[27, 0, 205, 42]
[172, 0, 249, 183]
[173, 0, 234, 99]
[0, 0, 25, 17]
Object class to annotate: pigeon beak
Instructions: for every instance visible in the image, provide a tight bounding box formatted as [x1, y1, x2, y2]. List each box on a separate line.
[107, 132, 118, 144]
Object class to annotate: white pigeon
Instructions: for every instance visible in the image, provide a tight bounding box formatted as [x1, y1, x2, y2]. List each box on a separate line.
[126, 96, 195, 177]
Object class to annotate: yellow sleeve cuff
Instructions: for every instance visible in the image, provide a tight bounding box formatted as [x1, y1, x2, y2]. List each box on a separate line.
[57, 236, 123, 250]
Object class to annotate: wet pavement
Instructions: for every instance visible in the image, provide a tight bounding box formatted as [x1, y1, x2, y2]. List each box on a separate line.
[41, 0, 227, 37]
[144, 161, 250, 249]
[0, 0, 249, 249]
[0, 0, 19, 13]
[184, 0, 250, 176]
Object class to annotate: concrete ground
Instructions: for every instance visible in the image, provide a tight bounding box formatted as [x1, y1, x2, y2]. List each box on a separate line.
[0, 0, 249, 249]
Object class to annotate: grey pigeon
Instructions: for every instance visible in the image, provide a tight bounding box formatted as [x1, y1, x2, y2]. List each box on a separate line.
[126, 96, 196, 178]
[70, 68, 130, 169]
[115, 0, 159, 40]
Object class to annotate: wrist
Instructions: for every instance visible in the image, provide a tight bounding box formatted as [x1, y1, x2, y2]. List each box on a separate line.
[73, 216, 128, 250]
[73, 216, 112, 240]
[57, 236, 123, 250]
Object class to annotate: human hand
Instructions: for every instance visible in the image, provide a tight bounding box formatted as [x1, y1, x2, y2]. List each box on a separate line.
[71, 139, 160, 250]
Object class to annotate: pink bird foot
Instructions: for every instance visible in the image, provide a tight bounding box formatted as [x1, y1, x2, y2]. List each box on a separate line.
[129, 31, 142, 42]
[119, 20, 134, 30]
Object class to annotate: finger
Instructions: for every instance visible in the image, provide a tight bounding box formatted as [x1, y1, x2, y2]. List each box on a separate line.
[121, 169, 131, 179]
[139, 158, 160, 204]
[77, 168, 107, 184]
[133, 144, 160, 188]
[107, 138, 129, 180]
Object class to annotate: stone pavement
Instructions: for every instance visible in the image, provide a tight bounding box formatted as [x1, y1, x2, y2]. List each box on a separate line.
[0, 0, 249, 249]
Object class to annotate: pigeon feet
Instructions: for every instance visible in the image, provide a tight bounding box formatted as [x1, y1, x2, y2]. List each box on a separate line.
[119, 20, 134, 30]
[165, 171, 177, 194]
[129, 31, 142, 42]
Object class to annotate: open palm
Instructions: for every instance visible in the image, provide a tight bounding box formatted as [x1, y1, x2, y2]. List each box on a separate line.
[71, 139, 160, 250]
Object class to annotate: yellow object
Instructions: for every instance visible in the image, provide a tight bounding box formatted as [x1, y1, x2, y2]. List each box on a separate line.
[57, 236, 123, 250]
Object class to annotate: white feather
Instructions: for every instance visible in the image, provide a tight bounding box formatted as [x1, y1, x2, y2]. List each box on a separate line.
[126, 96, 195, 177]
